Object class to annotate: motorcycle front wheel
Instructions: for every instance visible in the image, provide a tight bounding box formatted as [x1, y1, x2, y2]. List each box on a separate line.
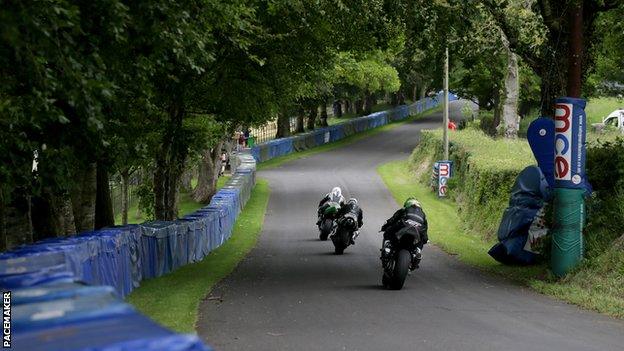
[388, 249, 411, 290]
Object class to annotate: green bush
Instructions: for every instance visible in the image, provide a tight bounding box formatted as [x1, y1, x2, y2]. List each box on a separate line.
[585, 138, 624, 256]
[410, 129, 533, 240]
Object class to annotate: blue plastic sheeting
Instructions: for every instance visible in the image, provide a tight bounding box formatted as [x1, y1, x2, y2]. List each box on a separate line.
[112, 225, 143, 290]
[76, 335, 213, 351]
[0, 249, 66, 275]
[139, 221, 184, 279]
[183, 211, 220, 253]
[0, 268, 74, 289]
[8, 237, 100, 286]
[0, 250, 73, 288]
[13, 290, 134, 332]
[12, 282, 115, 305]
[76, 227, 137, 298]
[195, 206, 232, 246]
[13, 311, 173, 351]
[489, 166, 551, 265]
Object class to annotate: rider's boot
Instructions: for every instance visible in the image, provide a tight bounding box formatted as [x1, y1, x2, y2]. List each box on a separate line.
[410, 247, 422, 271]
[350, 230, 359, 245]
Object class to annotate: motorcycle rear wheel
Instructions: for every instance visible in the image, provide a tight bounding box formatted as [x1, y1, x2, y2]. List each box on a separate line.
[388, 249, 411, 290]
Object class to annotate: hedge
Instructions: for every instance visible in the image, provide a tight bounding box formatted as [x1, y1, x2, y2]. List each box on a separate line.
[409, 128, 534, 240]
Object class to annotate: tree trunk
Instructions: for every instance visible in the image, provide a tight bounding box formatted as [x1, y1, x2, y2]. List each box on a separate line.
[71, 162, 97, 233]
[193, 141, 224, 204]
[94, 161, 114, 229]
[345, 100, 352, 114]
[412, 85, 418, 102]
[276, 110, 291, 138]
[419, 85, 427, 100]
[567, 3, 583, 98]
[390, 93, 399, 107]
[398, 90, 406, 105]
[320, 104, 329, 127]
[354, 100, 363, 115]
[32, 190, 76, 240]
[364, 92, 374, 115]
[154, 104, 186, 221]
[500, 34, 520, 139]
[296, 107, 305, 133]
[120, 169, 130, 225]
[180, 167, 194, 193]
[333, 100, 343, 118]
[306, 106, 318, 130]
[1, 190, 33, 250]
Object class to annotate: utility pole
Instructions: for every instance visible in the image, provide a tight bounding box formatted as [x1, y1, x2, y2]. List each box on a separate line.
[443, 46, 449, 160]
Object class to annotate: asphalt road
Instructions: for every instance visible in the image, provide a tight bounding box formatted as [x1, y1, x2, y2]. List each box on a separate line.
[197, 101, 624, 351]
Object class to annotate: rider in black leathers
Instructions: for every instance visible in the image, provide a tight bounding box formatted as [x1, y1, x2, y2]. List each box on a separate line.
[337, 198, 363, 244]
[381, 198, 428, 269]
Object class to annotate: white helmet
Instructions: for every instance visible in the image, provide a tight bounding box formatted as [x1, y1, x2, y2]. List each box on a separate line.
[330, 187, 343, 202]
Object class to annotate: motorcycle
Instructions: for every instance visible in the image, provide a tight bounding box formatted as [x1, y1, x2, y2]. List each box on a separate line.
[331, 213, 358, 254]
[380, 219, 421, 290]
[318, 202, 340, 241]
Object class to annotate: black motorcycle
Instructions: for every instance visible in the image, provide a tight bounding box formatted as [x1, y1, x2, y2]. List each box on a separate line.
[331, 213, 358, 254]
[380, 219, 421, 290]
[318, 202, 340, 241]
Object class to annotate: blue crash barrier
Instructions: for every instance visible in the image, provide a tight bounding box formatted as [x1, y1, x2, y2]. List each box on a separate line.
[139, 221, 183, 280]
[251, 92, 448, 163]
[13, 290, 134, 332]
[13, 313, 175, 351]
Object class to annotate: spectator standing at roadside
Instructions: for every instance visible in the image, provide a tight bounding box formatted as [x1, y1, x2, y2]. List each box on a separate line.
[243, 128, 250, 147]
[238, 131, 245, 150]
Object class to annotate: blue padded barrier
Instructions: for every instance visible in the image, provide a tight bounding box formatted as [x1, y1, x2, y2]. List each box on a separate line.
[79, 334, 213, 351]
[13, 290, 134, 332]
[5, 237, 100, 287]
[12, 282, 115, 305]
[139, 221, 180, 279]
[77, 228, 136, 298]
[13, 308, 173, 351]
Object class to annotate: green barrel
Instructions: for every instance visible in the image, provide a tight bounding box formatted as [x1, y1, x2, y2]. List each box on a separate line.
[248, 135, 255, 148]
[551, 188, 585, 277]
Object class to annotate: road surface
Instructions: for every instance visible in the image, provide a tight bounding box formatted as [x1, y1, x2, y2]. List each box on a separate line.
[198, 100, 624, 351]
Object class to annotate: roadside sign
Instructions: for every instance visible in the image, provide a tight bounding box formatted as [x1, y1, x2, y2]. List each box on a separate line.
[437, 160, 452, 197]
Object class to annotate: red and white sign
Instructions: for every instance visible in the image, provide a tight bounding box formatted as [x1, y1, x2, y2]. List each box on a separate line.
[555, 103, 572, 181]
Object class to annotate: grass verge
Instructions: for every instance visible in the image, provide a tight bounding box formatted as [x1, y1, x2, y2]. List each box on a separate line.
[257, 106, 442, 170]
[127, 178, 271, 332]
[378, 160, 624, 318]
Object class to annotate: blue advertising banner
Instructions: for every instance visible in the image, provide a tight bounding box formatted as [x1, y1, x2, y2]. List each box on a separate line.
[527, 117, 555, 189]
[554, 97, 587, 189]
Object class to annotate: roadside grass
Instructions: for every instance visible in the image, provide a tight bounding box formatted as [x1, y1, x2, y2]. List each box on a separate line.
[586, 96, 622, 124]
[258, 106, 442, 170]
[127, 179, 270, 332]
[378, 160, 624, 318]
[115, 176, 230, 225]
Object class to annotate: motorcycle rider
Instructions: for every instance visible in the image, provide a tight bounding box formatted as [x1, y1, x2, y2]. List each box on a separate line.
[380, 198, 428, 270]
[317, 187, 345, 225]
[337, 198, 364, 244]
